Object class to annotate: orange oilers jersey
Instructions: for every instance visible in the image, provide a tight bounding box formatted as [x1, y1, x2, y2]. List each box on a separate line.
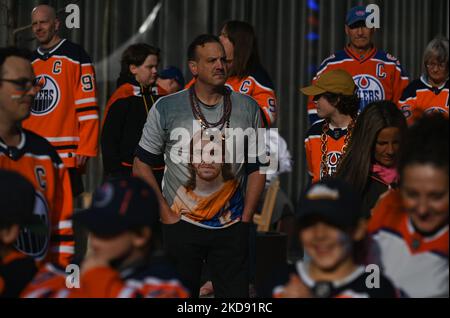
[0, 130, 74, 268]
[307, 46, 409, 125]
[368, 190, 449, 298]
[68, 266, 189, 298]
[22, 260, 190, 298]
[185, 66, 278, 127]
[21, 263, 70, 298]
[226, 68, 277, 127]
[398, 77, 449, 125]
[304, 120, 348, 184]
[23, 39, 99, 168]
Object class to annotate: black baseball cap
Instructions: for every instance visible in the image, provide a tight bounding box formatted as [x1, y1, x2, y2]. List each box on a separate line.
[0, 169, 45, 232]
[297, 178, 362, 230]
[158, 66, 185, 88]
[73, 177, 160, 236]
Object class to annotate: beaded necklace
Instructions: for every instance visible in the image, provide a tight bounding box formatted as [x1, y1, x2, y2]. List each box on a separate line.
[320, 118, 355, 180]
[188, 86, 232, 140]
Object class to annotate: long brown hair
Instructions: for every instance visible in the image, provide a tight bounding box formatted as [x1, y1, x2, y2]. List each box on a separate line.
[220, 20, 261, 78]
[336, 101, 407, 194]
[185, 134, 235, 191]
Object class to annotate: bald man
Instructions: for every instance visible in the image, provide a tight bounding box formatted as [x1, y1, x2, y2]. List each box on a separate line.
[30, 5, 60, 48]
[23, 5, 99, 196]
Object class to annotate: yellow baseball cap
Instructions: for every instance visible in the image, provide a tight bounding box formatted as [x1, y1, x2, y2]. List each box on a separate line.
[300, 69, 356, 96]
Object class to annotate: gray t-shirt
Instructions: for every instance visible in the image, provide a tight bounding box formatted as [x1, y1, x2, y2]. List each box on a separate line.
[137, 88, 263, 229]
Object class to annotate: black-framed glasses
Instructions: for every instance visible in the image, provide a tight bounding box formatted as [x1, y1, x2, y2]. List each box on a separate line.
[0, 78, 40, 92]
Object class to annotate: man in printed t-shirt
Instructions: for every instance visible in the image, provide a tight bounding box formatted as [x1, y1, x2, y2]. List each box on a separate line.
[133, 34, 266, 298]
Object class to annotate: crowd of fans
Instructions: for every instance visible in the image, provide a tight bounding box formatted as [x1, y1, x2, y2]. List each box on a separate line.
[0, 4, 448, 298]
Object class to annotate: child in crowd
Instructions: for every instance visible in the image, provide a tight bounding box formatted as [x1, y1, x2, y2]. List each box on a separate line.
[301, 69, 360, 184]
[0, 170, 41, 298]
[22, 176, 189, 298]
[269, 178, 398, 298]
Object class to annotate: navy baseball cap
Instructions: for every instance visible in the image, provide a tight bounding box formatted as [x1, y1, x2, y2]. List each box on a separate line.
[73, 177, 160, 236]
[346, 5, 369, 27]
[159, 66, 185, 88]
[297, 178, 362, 230]
[0, 169, 46, 233]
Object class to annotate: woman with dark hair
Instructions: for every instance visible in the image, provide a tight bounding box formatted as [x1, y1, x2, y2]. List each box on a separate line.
[337, 101, 407, 217]
[101, 43, 161, 179]
[398, 36, 449, 124]
[368, 114, 449, 297]
[219, 20, 277, 127]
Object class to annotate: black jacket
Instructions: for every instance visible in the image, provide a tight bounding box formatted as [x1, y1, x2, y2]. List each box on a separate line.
[101, 77, 159, 178]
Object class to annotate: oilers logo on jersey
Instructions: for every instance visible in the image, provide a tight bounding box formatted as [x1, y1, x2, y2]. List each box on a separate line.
[354, 74, 385, 110]
[32, 75, 60, 116]
[14, 191, 50, 261]
[321, 151, 342, 178]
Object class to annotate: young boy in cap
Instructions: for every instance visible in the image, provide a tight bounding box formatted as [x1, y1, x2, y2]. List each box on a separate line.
[22, 176, 189, 298]
[0, 169, 42, 298]
[270, 178, 398, 298]
[301, 69, 360, 184]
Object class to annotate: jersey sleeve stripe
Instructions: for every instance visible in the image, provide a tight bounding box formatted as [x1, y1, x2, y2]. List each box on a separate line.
[50, 246, 75, 254]
[23, 154, 52, 161]
[78, 114, 99, 121]
[75, 98, 97, 105]
[46, 136, 80, 142]
[58, 153, 76, 159]
[56, 221, 73, 230]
